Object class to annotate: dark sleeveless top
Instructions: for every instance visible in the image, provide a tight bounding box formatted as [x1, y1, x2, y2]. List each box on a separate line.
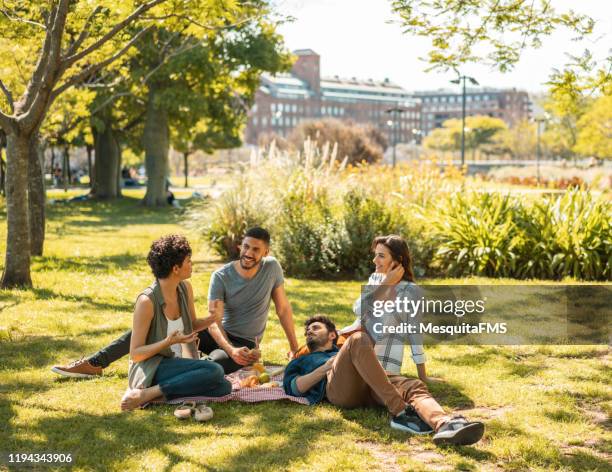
[128, 280, 198, 389]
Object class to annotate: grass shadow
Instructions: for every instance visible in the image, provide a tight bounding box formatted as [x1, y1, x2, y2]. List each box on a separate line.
[32, 254, 142, 273]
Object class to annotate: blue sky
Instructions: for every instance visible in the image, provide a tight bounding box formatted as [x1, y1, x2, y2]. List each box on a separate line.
[273, 0, 612, 93]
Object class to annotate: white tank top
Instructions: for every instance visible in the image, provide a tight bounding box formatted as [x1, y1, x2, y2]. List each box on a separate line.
[167, 317, 184, 358]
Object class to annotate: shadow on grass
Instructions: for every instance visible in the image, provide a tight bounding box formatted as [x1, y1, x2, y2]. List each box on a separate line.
[32, 254, 142, 273]
[2, 397, 354, 471]
[47, 196, 180, 229]
[0, 335, 91, 371]
[31, 288, 132, 312]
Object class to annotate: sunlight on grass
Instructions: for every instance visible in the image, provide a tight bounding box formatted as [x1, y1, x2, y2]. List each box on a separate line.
[0, 196, 609, 471]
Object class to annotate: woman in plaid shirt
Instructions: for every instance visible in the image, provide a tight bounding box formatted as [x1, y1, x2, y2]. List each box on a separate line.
[339, 235, 429, 381]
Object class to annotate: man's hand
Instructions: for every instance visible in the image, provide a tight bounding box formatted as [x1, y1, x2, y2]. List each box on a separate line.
[286, 349, 297, 360]
[247, 348, 261, 363]
[230, 346, 252, 366]
[166, 330, 198, 346]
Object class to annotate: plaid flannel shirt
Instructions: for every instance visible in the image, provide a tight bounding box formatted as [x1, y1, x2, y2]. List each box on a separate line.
[345, 273, 426, 374]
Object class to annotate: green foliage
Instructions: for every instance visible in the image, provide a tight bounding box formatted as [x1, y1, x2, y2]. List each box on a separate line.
[390, 0, 594, 73]
[424, 115, 507, 156]
[518, 189, 611, 280]
[429, 191, 523, 277]
[190, 142, 610, 281]
[428, 189, 611, 280]
[276, 187, 344, 278]
[190, 177, 272, 260]
[338, 190, 401, 279]
[574, 94, 612, 159]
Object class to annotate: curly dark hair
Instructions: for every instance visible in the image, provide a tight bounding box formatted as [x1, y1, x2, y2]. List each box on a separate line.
[304, 314, 338, 345]
[147, 235, 192, 279]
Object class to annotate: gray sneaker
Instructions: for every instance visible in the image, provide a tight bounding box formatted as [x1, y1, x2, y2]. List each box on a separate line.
[390, 406, 434, 435]
[432, 416, 484, 446]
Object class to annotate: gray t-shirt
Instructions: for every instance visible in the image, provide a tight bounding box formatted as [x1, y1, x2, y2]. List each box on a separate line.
[207, 256, 284, 341]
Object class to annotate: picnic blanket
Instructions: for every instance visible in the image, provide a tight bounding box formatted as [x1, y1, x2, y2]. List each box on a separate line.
[148, 366, 309, 406]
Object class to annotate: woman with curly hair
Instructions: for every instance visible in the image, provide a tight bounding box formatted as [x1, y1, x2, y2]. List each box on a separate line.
[121, 235, 231, 411]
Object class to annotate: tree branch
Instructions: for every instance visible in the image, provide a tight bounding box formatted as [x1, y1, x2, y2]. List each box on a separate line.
[65, 5, 103, 57]
[0, 78, 14, 113]
[51, 26, 153, 100]
[21, 0, 70, 131]
[0, 6, 46, 29]
[61, 0, 166, 68]
[21, 2, 59, 110]
[0, 109, 15, 133]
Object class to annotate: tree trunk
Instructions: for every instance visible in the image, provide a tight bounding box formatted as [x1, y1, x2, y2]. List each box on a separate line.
[28, 133, 45, 257]
[183, 151, 189, 188]
[0, 148, 5, 197]
[91, 120, 122, 199]
[86, 144, 93, 188]
[62, 145, 69, 192]
[1, 133, 32, 288]
[142, 87, 169, 207]
[50, 147, 56, 175]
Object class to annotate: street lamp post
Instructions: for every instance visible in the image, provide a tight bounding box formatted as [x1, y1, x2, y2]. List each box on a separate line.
[534, 114, 548, 186]
[451, 74, 479, 167]
[386, 106, 405, 167]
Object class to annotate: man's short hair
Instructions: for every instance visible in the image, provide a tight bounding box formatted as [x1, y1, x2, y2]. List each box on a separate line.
[244, 227, 271, 245]
[305, 315, 338, 345]
[147, 235, 192, 279]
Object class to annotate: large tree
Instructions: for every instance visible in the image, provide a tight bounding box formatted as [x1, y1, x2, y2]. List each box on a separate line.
[132, 13, 290, 206]
[0, 0, 170, 288]
[574, 94, 612, 159]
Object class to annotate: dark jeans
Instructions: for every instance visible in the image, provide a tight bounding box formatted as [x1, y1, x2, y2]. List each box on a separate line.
[198, 330, 255, 374]
[153, 357, 232, 400]
[90, 329, 255, 374]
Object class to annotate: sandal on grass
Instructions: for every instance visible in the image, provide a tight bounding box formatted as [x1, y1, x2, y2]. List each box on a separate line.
[193, 403, 213, 422]
[173, 401, 197, 420]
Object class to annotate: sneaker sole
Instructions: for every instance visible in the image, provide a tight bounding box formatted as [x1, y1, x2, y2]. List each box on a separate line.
[433, 422, 485, 446]
[390, 421, 433, 435]
[51, 366, 100, 378]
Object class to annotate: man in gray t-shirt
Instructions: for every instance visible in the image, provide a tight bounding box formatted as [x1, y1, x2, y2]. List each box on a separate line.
[199, 228, 299, 373]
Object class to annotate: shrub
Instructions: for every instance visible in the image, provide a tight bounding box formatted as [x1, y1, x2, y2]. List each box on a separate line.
[518, 189, 611, 280]
[288, 118, 385, 165]
[429, 191, 524, 277]
[191, 177, 272, 260]
[338, 190, 402, 279]
[275, 187, 344, 278]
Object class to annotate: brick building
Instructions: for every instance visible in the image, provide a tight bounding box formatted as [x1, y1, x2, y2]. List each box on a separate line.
[244, 49, 532, 144]
[414, 88, 532, 135]
[244, 49, 421, 145]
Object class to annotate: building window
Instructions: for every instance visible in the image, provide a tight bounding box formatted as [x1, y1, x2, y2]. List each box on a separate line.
[253, 116, 258, 126]
[262, 117, 267, 126]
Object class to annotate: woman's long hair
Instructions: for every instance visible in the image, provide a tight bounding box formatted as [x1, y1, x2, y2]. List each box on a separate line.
[371, 234, 415, 283]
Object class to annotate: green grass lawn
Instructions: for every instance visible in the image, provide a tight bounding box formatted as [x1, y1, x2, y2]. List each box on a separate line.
[0, 197, 610, 471]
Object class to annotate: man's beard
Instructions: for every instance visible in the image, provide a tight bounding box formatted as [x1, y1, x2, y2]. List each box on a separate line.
[239, 255, 259, 269]
[306, 336, 324, 351]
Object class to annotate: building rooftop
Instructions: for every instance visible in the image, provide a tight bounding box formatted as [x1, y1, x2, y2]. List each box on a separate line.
[413, 87, 524, 96]
[293, 48, 318, 56]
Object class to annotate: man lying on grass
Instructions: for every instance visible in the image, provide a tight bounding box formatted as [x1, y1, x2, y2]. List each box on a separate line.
[52, 227, 300, 377]
[283, 315, 485, 446]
